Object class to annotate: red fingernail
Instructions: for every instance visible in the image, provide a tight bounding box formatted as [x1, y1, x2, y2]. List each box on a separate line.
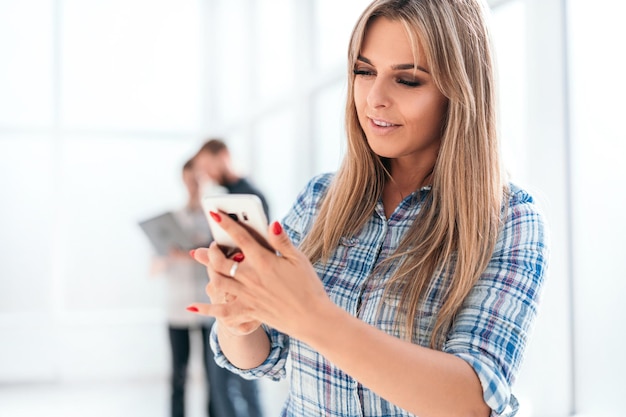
[209, 211, 222, 223]
[186, 306, 199, 312]
[233, 253, 245, 262]
[272, 221, 282, 235]
[189, 249, 196, 258]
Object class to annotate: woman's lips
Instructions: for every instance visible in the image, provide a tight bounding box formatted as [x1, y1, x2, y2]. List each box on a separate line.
[368, 117, 401, 134]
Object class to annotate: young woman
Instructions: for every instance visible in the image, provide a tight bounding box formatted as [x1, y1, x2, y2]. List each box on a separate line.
[187, 1, 548, 416]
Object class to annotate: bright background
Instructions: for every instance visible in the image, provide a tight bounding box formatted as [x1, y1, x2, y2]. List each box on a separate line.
[0, 0, 624, 416]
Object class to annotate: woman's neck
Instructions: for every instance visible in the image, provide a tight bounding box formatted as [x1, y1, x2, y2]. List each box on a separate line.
[382, 161, 434, 218]
[390, 161, 434, 193]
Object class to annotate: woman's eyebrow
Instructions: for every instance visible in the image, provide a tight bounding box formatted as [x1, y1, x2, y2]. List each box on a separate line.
[392, 63, 430, 74]
[357, 55, 430, 74]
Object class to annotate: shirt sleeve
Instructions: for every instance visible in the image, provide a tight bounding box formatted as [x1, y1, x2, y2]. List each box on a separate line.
[443, 188, 549, 416]
[209, 323, 290, 381]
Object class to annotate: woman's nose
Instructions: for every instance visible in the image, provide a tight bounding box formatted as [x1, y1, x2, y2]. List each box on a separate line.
[366, 78, 391, 108]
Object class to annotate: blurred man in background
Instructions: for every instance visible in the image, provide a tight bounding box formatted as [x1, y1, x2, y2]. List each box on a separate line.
[194, 139, 269, 217]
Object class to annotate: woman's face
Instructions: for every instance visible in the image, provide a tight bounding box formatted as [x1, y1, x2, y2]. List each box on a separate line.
[353, 17, 448, 168]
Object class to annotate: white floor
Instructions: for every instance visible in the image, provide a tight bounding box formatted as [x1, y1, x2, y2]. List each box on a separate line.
[0, 377, 289, 417]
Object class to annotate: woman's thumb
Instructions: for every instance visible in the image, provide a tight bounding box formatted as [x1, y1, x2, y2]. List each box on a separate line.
[267, 221, 294, 256]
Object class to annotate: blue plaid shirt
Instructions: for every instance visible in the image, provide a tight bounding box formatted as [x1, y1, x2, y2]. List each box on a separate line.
[210, 173, 548, 417]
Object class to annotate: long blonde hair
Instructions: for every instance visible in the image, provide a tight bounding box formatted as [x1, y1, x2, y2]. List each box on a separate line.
[299, 0, 505, 348]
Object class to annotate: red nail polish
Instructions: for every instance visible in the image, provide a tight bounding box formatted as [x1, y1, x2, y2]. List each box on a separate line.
[233, 253, 245, 262]
[186, 306, 199, 312]
[209, 211, 222, 223]
[189, 249, 196, 258]
[272, 221, 282, 235]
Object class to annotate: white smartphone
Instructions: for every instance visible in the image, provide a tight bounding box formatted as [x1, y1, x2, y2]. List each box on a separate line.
[201, 193, 270, 256]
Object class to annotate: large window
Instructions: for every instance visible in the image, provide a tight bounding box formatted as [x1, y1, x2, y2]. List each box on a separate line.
[0, 0, 205, 383]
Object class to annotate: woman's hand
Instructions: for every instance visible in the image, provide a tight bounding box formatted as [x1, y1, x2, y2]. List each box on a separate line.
[188, 247, 262, 336]
[187, 211, 332, 340]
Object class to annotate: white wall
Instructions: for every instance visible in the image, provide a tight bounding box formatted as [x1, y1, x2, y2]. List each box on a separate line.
[492, 1, 626, 416]
[568, 1, 626, 415]
[490, 2, 573, 415]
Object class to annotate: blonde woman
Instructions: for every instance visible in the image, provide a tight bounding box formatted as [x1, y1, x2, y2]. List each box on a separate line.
[187, 0, 548, 416]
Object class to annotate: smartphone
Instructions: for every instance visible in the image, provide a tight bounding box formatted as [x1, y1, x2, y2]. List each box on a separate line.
[201, 193, 270, 256]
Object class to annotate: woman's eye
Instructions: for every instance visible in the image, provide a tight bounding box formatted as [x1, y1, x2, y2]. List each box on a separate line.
[353, 69, 374, 77]
[398, 78, 421, 87]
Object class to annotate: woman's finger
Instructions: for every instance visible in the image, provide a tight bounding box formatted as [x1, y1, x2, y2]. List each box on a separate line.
[265, 221, 298, 259]
[185, 302, 225, 317]
[205, 270, 246, 301]
[207, 241, 242, 278]
[208, 210, 275, 258]
[186, 302, 261, 336]
[190, 247, 210, 266]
